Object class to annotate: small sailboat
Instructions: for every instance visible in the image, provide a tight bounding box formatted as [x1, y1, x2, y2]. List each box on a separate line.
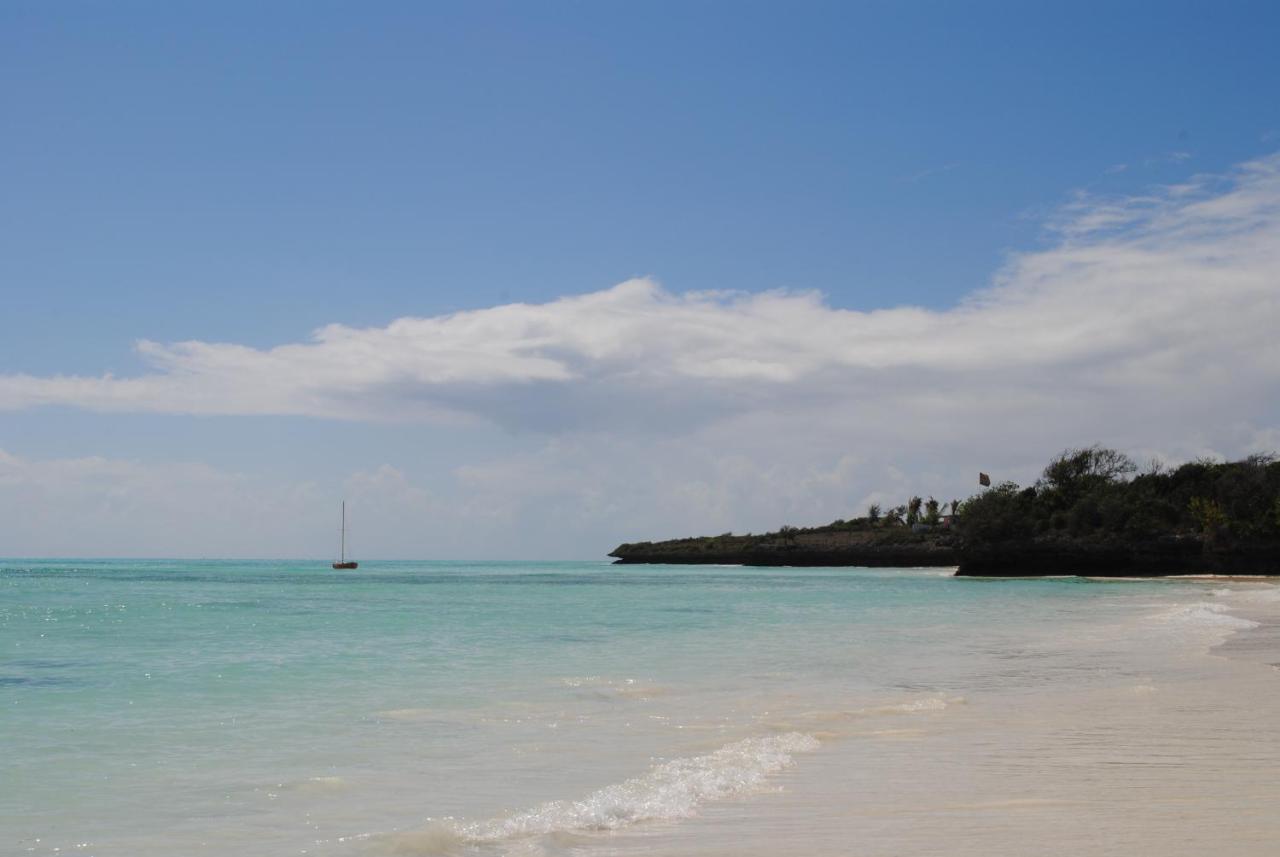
[332, 501, 358, 569]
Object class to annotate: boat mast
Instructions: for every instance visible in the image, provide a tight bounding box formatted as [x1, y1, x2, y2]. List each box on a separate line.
[340, 500, 346, 564]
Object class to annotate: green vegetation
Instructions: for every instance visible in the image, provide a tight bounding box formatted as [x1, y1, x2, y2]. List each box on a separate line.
[611, 445, 1280, 574]
[960, 445, 1280, 544]
[611, 485, 964, 566]
[906, 496, 923, 527]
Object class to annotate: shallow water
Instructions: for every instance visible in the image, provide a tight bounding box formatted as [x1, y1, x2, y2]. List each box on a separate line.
[3, 561, 1277, 856]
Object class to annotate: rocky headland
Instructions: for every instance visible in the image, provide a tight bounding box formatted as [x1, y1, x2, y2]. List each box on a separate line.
[610, 447, 1280, 577]
[609, 524, 958, 567]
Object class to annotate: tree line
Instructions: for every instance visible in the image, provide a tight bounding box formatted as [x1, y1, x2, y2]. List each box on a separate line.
[957, 445, 1280, 544]
[866, 496, 959, 528]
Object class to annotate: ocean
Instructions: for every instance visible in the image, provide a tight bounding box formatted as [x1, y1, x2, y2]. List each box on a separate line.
[4, 560, 1279, 856]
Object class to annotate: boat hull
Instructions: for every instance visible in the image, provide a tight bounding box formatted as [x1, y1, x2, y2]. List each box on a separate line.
[331, 562, 359, 569]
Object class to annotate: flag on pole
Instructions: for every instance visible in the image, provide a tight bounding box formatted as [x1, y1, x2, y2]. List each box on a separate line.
[979, 472, 991, 487]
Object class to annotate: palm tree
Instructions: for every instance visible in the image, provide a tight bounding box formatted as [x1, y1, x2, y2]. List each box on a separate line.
[924, 497, 940, 525]
[907, 496, 923, 527]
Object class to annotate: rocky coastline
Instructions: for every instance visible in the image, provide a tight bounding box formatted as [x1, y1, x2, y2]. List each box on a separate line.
[609, 530, 1280, 575]
[609, 447, 1280, 576]
[609, 527, 959, 567]
[954, 535, 1280, 577]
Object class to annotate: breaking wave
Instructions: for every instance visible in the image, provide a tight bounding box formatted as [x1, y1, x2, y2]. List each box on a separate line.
[871, 695, 966, 714]
[388, 732, 819, 854]
[1153, 601, 1261, 645]
[1161, 601, 1260, 629]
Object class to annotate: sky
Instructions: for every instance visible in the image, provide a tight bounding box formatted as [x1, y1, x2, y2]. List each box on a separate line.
[2, 1, 1279, 559]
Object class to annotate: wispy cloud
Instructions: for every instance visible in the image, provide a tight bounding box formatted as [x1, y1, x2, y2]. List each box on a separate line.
[1144, 150, 1193, 167]
[905, 162, 960, 183]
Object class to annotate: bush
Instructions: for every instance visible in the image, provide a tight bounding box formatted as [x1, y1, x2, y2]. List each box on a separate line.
[960, 481, 1035, 541]
[958, 447, 1280, 545]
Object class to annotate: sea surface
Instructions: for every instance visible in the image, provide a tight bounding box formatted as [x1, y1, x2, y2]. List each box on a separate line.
[4, 560, 1280, 857]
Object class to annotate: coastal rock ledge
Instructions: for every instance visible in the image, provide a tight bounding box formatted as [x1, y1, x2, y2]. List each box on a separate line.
[609, 531, 1280, 575]
[610, 447, 1280, 576]
[955, 535, 1280, 577]
[609, 528, 959, 567]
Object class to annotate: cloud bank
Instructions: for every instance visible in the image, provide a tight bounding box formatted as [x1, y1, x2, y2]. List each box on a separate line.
[3, 154, 1279, 556]
[5, 154, 1280, 436]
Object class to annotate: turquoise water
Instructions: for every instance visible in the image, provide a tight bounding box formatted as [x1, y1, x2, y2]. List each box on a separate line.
[2, 560, 1272, 856]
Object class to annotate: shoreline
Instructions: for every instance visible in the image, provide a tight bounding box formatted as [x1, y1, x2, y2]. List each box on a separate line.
[1213, 583, 1280, 671]
[11, 561, 1280, 857]
[541, 574, 1280, 857]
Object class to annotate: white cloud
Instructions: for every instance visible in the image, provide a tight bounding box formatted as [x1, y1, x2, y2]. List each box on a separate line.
[4, 154, 1278, 434]
[1144, 150, 1194, 167]
[905, 162, 960, 183]
[3, 153, 1279, 556]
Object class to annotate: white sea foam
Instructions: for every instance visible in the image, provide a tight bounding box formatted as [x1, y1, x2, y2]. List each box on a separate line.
[1212, 586, 1280, 604]
[389, 732, 819, 854]
[875, 695, 966, 714]
[557, 675, 669, 700]
[1156, 601, 1260, 633]
[799, 694, 965, 722]
[766, 695, 965, 737]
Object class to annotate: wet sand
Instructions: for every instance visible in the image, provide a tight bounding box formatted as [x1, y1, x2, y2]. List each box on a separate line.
[557, 583, 1280, 857]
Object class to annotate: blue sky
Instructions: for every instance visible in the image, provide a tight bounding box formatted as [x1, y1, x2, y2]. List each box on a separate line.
[3, 2, 1279, 557]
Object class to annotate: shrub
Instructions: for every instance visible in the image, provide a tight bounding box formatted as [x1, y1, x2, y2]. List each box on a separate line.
[957, 447, 1279, 546]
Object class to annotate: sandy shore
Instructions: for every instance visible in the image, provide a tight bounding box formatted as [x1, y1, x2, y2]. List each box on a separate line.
[1216, 584, 1280, 671]
[554, 579, 1280, 857]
